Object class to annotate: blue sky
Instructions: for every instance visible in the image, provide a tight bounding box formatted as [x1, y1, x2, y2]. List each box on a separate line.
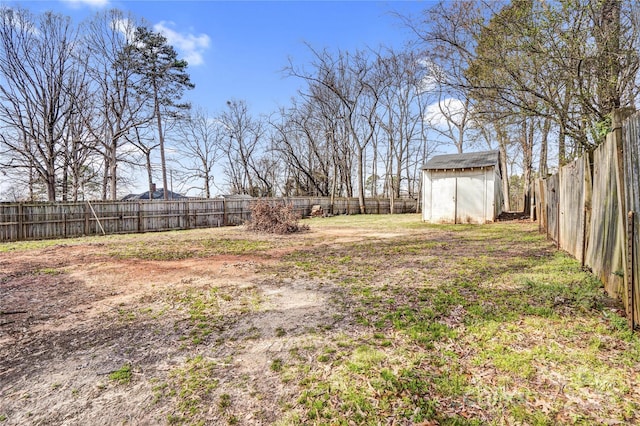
[2, 0, 444, 197]
[14, 0, 430, 117]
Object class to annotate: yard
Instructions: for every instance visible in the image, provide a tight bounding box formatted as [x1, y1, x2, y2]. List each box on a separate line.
[0, 214, 638, 425]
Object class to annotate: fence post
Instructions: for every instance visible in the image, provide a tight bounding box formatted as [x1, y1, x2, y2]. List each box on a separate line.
[17, 203, 23, 241]
[84, 203, 90, 236]
[223, 198, 227, 226]
[137, 203, 142, 233]
[556, 201, 560, 248]
[184, 201, 190, 229]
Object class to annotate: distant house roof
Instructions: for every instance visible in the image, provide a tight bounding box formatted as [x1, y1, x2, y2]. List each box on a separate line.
[220, 194, 253, 199]
[423, 150, 500, 171]
[122, 189, 188, 201]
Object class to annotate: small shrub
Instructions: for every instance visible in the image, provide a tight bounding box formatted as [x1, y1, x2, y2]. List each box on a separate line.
[246, 201, 309, 235]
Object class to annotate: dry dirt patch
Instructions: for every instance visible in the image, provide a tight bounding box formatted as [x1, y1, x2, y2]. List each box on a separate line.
[0, 225, 402, 425]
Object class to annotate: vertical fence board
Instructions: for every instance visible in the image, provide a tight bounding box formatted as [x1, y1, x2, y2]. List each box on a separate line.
[585, 134, 625, 299]
[559, 157, 587, 259]
[624, 113, 640, 327]
[536, 179, 546, 233]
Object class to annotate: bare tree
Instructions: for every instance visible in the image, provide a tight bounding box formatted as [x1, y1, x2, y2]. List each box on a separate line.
[61, 66, 101, 202]
[287, 46, 380, 214]
[219, 99, 265, 196]
[171, 107, 223, 198]
[0, 8, 83, 201]
[421, 0, 640, 159]
[374, 49, 432, 206]
[84, 10, 152, 200]
[270, 101, 333, 197]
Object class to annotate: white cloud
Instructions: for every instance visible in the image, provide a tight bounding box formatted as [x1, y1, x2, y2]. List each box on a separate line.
[2, 8, 41, 37]
[61, 0, 109, 8]
[111, 18, 135, 43]
[154, 21, 210, 66]
[416, 57, 446, 93]
[425, 98, 468, 128]
[417, 75, 439, 93]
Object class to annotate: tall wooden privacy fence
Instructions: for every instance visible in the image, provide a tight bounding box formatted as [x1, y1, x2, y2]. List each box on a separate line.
[532, 111, 640, 329]
[0, 197, 416, 243]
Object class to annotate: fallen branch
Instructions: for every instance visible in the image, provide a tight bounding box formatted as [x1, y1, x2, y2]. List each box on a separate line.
[0, 310, 27, 315]
[0, 321, 15, 326]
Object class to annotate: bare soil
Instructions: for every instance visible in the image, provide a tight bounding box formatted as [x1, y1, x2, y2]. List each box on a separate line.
[0, 226, 398, 425]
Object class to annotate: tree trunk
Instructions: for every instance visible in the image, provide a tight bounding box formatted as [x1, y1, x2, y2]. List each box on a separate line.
[357, 145, 366, 214]
[46, 158, 56, 201]
[329, 163, 337, 215]
[522, 119, 534, 216]
[595, 0, 622, 116]
[146, 150, 154, 199]
[154, 83, 169, 201]
[62, 159, 69, 202]
[204, 170, 211, 198]
[101, 156, 109, 201]
[539, 118, 550, 177]
[558, 124, 566, 167]
[497, 126, 511, 212]
[109, 139, 118, 201]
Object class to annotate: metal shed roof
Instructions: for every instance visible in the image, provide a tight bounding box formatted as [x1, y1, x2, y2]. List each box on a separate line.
[422, 150, 500, 170]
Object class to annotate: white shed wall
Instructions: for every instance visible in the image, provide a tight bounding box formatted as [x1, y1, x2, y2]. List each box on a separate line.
[422, 166, 499, 224]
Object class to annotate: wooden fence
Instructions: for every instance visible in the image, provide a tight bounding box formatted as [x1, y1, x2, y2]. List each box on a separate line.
[0, 197, 417, 243]
[533, 110, 640, 329]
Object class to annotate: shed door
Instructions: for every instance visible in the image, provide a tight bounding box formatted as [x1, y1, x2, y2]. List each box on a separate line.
[430, 171, 457, 223]
[456, 171, 486, 224]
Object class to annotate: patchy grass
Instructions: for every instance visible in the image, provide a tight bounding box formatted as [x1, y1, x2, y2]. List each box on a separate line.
[306, 213, 424, 230]
[109, 237, 274, 260]
[171, 285, 263, 346]
[0, 227, 280, 259]
[0, 239, 87, 252]
[159, 355, 221, 425]
[3, 214, 638, 425]
[271, 216, 637, 425]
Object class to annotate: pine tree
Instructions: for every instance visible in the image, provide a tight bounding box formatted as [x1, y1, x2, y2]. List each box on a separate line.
[126, 26, 194, 200]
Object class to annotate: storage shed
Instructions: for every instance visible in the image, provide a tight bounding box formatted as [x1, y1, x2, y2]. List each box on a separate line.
[422, 150, 503, 224]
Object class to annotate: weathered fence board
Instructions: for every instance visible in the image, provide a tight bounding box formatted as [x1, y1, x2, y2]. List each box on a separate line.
[585, 134, 625, 300]
[0, 197, 417, 242]
[535, 111, 640, 329]
[535, 178, 546, 232]
[624, 114, 640, 324]
[559, 156, 588, 261]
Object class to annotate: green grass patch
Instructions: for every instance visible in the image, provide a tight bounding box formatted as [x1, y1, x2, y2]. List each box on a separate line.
[271, 358, 284, 372]
[37, 267, 62, 275]
[108, 364, 132, 384]
[159, 355, 221, 424]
